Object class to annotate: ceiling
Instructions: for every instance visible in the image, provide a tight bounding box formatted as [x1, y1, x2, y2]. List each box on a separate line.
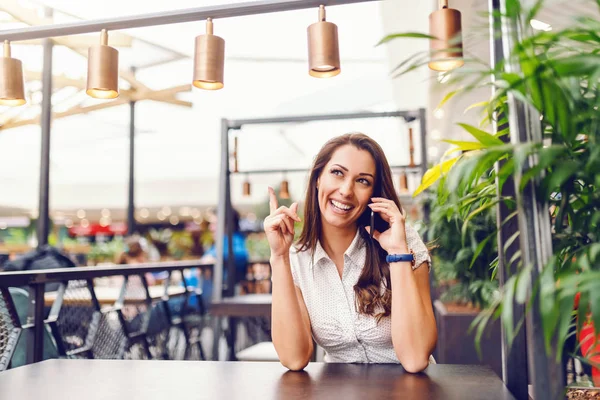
[0, 0, 432, 219]
[1, 0, 595, 221]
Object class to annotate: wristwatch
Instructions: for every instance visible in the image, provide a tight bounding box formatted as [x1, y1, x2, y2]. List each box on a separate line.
[386, 250, 415, 266]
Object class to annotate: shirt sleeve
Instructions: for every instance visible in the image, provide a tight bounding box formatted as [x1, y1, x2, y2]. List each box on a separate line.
[405, 223, 431, 271]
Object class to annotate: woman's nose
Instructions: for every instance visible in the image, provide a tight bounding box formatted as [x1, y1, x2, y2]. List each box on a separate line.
[338, 179, 354, 198]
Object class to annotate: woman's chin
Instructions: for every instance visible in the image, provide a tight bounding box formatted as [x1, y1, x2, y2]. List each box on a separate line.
[322, 214, 357, 230]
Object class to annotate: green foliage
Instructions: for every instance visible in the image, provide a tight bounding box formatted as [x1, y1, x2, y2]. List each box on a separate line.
[384, 0, 600, 367]
[0, 228, 28, 244]
[88, 237, 125, 264]
[425, 180, 499, 310]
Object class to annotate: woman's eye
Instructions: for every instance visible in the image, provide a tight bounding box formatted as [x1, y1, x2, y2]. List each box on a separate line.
[358, 178, 371, 186]
[331, 168, 343, 176]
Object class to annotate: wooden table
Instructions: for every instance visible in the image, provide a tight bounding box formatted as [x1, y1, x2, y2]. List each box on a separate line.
[0, 359, 515, 399]
[210, 293, 272, 317]
[210, 294, 272, 360]
[44, 285, 186, 307]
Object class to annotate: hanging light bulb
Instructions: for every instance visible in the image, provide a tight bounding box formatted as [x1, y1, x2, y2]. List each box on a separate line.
[428, 0, 464, 72]
[399, 171, 409, 194]
[279, 179, 290, 200]
[233, 136, 239, 173]
[193, 18, 225, 90]
[243, 174, 251, 197]
[408, 127, 416, 167]
[86, 29, 119, 99]
[307, 5, 340, 78]
[0, 41, 26, 106]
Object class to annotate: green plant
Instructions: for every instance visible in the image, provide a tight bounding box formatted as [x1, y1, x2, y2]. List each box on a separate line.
[426, 181, 499, 310]
[88, 237, 124, 265]
[382, 0, 600, 373]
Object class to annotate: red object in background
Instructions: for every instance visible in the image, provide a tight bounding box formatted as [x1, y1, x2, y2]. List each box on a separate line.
[68, 222, 127, 237]
[580, 322, 600, 386]
[574, 293, 600, 386]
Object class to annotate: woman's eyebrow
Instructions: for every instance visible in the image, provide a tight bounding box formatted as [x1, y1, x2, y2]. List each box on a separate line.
[331, 163, 349, 171]
[332, 163, 374, 178]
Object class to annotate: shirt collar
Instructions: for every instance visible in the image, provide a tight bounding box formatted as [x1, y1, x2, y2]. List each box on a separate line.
[311, 229, 365, 269]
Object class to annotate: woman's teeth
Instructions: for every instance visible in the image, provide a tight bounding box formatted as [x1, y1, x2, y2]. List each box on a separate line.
[331, 200, 352, 211]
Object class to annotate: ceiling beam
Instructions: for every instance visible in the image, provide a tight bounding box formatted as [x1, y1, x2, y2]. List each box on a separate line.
[0, 0, 150, 93]
[0, 83, 192, 130]
[0, 0, 379, 42]
[17, 34, 133, 48]
[0, 0, 133, 47]
[30, 0, 190, 67]
[24, 70, 86, 90]
[0, 2, 193, 130]
[0, 98, 130, 130]
[132, 84, 191, 101]
[152, 97, 192, 108]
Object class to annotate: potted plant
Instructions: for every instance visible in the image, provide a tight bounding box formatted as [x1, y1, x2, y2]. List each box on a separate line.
[424, 182, 502, 377]
[381, 0, 600, 397]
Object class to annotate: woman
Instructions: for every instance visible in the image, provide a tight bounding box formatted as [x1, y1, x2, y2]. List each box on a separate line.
[265, 133, 436, 372]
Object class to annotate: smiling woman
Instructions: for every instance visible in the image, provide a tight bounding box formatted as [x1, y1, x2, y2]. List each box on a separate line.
[266, 133, 437, 372]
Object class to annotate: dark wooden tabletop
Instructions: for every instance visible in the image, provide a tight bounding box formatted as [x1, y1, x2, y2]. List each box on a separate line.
[210, 293, 272, 317]
[0, 359, 514, 400]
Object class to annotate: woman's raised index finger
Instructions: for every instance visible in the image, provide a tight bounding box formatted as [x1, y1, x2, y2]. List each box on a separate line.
[268, 187, 278, 213]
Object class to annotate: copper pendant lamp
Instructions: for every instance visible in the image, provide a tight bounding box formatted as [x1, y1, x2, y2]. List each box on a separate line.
[233, 136, 239, 173]
[193, 18, 225, 90]
[279, 179, 290, 200]
[0, 41, 26, 106]
[399, 171, 409, 194]
[243, 175, 251, 197]
[408, 127, 416, 167]
[86, 29, 119, 99]
[307, 5, 340, 78]
[428, 0, 464, 72]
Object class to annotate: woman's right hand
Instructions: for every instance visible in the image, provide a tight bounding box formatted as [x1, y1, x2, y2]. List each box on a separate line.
[264, 187, 301, 257]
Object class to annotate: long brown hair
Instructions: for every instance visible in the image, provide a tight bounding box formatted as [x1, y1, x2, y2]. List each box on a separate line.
[296, 133, 401, 321]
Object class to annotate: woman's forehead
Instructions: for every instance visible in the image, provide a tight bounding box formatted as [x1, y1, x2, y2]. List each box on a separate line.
[327, 145, 376, 173]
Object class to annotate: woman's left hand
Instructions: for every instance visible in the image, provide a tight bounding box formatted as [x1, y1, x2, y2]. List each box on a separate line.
[367, 197, 408, 254]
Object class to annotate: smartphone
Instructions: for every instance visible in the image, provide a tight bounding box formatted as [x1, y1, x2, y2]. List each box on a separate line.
[367, 201, 389, 240]
[370, 210, 375, 240]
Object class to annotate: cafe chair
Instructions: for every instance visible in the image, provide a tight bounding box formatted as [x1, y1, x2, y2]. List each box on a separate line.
[52, 280, 100, 358]
[0, 288, 21, 371]
[146, 301, 173, 360]
[6, 287, 60, 369]
[178, 287, 207, 361]
[169, 269, 207, 361]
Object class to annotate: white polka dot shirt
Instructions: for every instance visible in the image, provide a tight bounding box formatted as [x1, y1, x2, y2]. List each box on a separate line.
[289, 224, 431, 363]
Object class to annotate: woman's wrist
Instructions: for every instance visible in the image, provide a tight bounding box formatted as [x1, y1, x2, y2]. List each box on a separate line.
[270, 253, 290, 264]
[386, 244, 409, 255]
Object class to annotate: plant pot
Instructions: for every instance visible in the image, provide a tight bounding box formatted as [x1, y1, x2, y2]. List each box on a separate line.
[434, 300, 502, 378]
[566, 388, 600, 399]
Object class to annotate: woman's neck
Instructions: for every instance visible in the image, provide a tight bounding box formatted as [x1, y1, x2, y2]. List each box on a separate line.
[320, 222, 357, 260]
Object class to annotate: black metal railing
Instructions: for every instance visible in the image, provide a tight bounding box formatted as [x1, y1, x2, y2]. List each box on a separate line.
[0, 260, 212, 370]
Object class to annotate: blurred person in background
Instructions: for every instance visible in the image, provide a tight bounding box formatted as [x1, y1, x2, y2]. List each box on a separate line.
[116, 235, 160, 286]
[200, 209, 249, 305]
[116, 235, 148, 265]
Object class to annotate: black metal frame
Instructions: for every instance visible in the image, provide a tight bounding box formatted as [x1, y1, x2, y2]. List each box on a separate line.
[488, 1, 529, 399]
[214, 108, 429, 301]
